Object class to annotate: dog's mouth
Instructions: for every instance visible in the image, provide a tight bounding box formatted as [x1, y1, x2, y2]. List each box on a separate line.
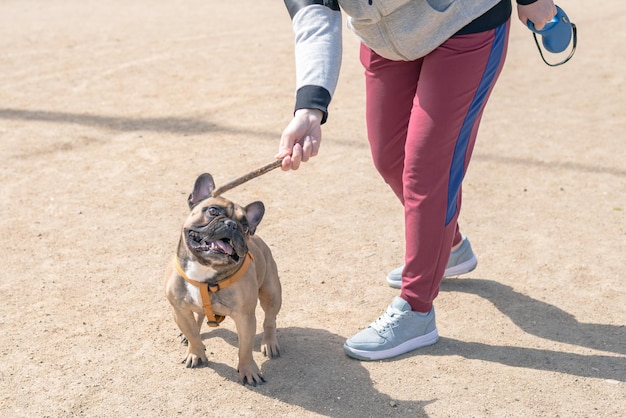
[186, 229, 240, 262]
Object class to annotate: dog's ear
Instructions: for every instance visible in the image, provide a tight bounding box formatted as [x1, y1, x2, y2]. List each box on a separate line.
[187, 173, 215, 209]
[244, 201, 265, 235]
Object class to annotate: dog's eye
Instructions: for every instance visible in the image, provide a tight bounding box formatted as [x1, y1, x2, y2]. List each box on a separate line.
[205, 207, 221, 217]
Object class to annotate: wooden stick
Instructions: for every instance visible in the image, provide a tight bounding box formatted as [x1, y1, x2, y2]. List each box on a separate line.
[211, 159, 283, 197]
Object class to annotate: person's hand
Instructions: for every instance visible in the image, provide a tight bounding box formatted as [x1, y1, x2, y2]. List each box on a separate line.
[275, 108, 323, 171]
[517, 0, 557, 31]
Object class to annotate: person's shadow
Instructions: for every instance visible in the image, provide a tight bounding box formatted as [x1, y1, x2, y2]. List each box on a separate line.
[437, 278, 625, 381]
[202, 327, 434, 417]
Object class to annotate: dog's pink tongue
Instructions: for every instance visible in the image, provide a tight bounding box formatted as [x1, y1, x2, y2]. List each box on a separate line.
[212, 240, 233, 255]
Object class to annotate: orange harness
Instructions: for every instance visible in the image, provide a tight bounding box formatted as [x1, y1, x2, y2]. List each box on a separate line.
[174, 253, 253, 327]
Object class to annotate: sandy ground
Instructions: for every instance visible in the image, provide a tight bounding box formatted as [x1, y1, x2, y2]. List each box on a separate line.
[1, 1, 624, 417]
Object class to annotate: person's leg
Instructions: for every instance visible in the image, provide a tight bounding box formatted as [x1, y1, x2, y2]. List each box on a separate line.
[452, 224, 463, 250]
[401, 22, 510, 313]
[359, 43, 423, 202]
[345, 22, 510, 361]
[360, 43, 478, 289]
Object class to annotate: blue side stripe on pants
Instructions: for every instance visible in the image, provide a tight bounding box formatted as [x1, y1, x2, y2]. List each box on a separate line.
[445, 23, 507, 225]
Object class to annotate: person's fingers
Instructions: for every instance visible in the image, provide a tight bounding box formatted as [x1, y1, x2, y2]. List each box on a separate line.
[520, 1, 558, 30]
[276, 137, 294, 159]
[301, 136, 313, 162]
[280, 155, 292, 171]
[277, 110, 322, 170]
[521, 11, 543, 30]
[277, 120, 299, 159]
[302, 135, 321, 161]
[290, 143, 302, 170]
[310, 137, 320, 157]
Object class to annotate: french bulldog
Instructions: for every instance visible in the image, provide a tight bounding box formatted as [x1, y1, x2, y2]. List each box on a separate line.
[163, 173, 281, 385]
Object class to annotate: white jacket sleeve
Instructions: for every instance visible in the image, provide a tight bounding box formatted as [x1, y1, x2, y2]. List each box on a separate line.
[285, 1, 342, 124]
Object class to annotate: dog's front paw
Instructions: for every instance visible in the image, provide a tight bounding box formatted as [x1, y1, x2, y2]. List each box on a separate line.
[182, 349, 208, 368]
[237, 361, 266, 386]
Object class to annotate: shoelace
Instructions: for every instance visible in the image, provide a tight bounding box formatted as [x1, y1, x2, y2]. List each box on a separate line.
[370, 306, 406, 332]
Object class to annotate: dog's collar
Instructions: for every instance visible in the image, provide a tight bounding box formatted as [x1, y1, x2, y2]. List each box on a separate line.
[173, 253, 254, 327]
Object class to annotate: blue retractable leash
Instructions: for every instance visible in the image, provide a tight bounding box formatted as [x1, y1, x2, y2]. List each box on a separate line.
[526, 5, 577, 67]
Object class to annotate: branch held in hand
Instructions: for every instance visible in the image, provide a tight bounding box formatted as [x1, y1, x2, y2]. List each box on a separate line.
[211, 159, 283, 197]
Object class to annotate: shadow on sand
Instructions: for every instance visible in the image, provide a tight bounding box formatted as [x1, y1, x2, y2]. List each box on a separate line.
[194, 278, 624, 417]
[201, 326, 434, 417]
[437, 278, 625, 381]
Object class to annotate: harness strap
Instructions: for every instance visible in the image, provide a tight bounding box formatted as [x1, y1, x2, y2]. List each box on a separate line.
[174, 252, 253, 327]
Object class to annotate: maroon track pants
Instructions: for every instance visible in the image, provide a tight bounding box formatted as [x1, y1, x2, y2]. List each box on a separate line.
[360, 21, 510, 312]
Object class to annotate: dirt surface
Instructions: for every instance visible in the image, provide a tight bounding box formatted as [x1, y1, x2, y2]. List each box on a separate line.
[1, 1, 624, 417]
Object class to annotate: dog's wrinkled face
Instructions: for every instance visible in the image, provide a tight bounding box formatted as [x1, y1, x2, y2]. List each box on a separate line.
[184, 197, 250, 265]
[183, 173, 264, 268]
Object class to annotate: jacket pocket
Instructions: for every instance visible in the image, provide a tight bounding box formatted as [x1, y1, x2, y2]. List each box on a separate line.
[348, 1, 458, 60]
[425, 0, 455, 13]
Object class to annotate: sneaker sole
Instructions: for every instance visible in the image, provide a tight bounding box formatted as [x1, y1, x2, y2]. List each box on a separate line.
[343, 328, 439, 361]
[385, 256, 477, 289]
[444, 255, 477, 277]
[386, 275, 402, 289]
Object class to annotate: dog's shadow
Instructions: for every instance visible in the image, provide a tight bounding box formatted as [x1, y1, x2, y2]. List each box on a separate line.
[201, 326, 434, 416]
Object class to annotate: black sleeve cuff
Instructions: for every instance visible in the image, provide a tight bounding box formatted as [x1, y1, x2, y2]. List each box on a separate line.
[516, 0, 538, 5]
[294, 85, 332, 124]
[284, 0, 340, 19]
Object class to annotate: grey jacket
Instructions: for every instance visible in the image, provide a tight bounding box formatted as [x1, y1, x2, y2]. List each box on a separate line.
[284, 0, 504, 122]
[343, 0, 501, 61]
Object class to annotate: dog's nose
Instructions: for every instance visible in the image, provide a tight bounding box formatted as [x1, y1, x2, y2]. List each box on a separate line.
[224, 219, 238, 230]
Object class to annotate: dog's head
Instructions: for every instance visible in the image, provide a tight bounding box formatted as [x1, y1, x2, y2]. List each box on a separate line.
[181, 173, 264, 269]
